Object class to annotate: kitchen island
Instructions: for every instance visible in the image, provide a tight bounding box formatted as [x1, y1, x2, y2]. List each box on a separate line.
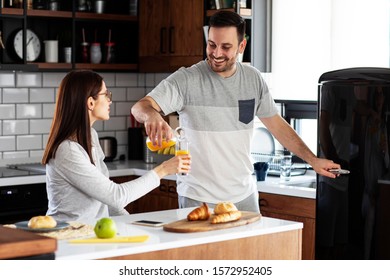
[0, 159, 309, 259]
[55, 208, 303, 260]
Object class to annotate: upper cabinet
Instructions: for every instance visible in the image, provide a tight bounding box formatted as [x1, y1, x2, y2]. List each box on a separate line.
[0, 0, 138, 71]
[138, 0, 204, 72]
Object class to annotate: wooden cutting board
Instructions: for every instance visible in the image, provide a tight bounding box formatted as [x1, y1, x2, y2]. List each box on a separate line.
[0, 226, 57, 259]
[163, 211, 261, 233]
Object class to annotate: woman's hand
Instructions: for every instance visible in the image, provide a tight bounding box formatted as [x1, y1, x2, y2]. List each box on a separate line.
[153, 154, 191, 178]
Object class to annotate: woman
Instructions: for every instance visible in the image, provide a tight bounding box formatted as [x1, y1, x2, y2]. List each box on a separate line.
[42, 70, 191, 222]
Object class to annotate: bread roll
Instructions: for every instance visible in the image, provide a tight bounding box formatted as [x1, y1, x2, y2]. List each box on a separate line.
[28, 215, 57, 229]
[211, 211, 242, 224]
[187, 203, 211, 221]
[214, 201, 238, 214]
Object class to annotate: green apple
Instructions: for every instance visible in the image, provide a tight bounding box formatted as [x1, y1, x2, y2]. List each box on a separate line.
[94, 217, 117, 239]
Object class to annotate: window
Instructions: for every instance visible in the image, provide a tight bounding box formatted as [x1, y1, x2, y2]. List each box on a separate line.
[270, 0, 390, 101]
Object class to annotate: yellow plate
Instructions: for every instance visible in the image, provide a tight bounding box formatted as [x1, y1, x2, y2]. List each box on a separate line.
[69, 235, 149, 244]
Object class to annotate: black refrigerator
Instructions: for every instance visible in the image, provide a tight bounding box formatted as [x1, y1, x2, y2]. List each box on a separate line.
[316, 67, 390, 260]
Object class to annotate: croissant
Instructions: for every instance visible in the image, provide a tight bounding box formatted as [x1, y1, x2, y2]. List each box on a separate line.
[187, 203, 211, 221]
[214, 201, 238, 214]
[211, 210, 242, 224]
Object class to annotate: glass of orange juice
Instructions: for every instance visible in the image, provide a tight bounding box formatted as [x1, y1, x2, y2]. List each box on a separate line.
[175, 128, 190, 176]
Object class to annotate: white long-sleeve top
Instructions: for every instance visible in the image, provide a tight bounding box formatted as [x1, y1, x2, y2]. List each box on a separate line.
[46, 128, 160, 223]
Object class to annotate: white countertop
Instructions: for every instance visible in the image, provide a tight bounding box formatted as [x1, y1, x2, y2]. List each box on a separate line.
[55, 208, 303, 260]
[256, 170, 317, 199]
[0, 159, 317, 199]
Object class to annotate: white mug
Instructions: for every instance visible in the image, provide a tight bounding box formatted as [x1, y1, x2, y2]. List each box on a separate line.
[44, 40, 58, 63]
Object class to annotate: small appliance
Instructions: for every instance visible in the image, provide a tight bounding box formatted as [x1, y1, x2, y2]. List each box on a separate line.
[99, 136, 117, 162]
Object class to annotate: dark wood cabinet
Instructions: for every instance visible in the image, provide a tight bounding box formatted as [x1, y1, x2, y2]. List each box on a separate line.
[259, 192, 316, 260]
[130, 179, 178, 213]
[111, 176, 178, 214]
[0, 0, 138, 71]
[138, 0, 204, 72]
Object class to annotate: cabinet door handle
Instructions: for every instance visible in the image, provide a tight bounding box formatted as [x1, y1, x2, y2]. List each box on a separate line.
[160, 27, 167, 54]
[159, 184, 168, 192]
[169, 26, 175, 54]
[259, 198, 268, 207]
[168, 186, 176, 193]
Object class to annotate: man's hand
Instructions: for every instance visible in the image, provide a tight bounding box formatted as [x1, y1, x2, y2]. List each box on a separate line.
[310, 158, 341, 179]
[131, 96, 174, 147]
[145, 115, 173, 147]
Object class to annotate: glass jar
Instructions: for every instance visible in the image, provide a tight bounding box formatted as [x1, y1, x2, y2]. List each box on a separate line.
[175, 127, 190, 176]
[90, 42, 102, 64]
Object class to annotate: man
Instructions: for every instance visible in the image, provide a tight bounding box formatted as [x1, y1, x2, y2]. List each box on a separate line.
[132, 11, 339, 213]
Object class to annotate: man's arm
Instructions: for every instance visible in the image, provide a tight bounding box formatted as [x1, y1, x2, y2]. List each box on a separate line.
[261, 114, 340, 178]
[131, 96, 173, 146]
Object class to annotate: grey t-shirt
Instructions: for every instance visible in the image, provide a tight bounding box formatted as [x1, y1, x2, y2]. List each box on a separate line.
[148, 60, 278, 204]
[46, 128, 160, 223]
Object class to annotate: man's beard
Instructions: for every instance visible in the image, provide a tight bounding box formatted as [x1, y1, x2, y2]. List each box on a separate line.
[207, 52, 239, 73]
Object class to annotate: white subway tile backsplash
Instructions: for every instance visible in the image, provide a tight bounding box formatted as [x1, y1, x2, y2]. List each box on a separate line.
[117, 145, 127, 158]
[30, 119, 52, 134]
[16, 72, 42, 87]
[137, 73, 145, 87]
[155, 73, 170, 85]
[3, 151, 29, 159]
[43, 104, 55, 118]
[42, 73, 66, 87]
[109, 104, 116, 116]
[30, 88, 55, 103]
[115, 130, 128, 145]
[30, 150, 44, 158]
[145, 74, 155, 87]
[146, 87, 154, 94]
[0, 72, 149, 162]
[111, 88, 127, 101]
[17, 104, 42, 119]
[104, 116, 126, 131]
[116, 73, 138, 87]
[127, 88, 146, 101]
[0, 105, 16, 119]
[115, 102, 133, 116]
[42, 134, 49, 149]
[17, 135, 42, 150]
[93, 121, 104, 131]
[97, 131, 114, 138]
[99, 73, 115, 87]
[0, 136, 16, 151]
[0, 72, 15, 87]
[3, 120, 28, 135]
[3, 88, 29, 103]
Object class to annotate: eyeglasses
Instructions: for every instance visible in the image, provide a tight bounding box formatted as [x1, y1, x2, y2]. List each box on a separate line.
[98, 90, 112, 102]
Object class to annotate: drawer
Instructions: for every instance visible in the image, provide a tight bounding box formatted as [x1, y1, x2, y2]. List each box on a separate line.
[259, 192, 315, 219]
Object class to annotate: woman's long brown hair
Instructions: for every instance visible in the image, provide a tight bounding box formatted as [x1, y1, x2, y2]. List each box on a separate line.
[42, 70, 103, 165]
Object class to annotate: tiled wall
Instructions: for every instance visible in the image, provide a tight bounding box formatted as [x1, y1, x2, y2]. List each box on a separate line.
[0, 71, 170, 164]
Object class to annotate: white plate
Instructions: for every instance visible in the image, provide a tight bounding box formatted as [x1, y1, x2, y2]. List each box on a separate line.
[14, 221, 69, 232]
[250, 127, 275, 157]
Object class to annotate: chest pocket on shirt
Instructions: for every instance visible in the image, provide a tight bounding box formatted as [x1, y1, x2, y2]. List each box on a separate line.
[238, 99, 255, 124]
